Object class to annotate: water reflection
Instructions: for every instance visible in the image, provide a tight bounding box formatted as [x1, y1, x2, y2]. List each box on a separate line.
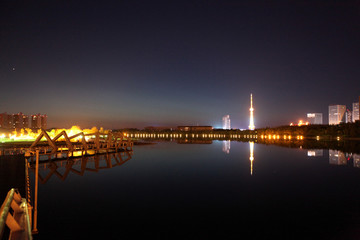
[354, 154, 360, 168]
[30, 151, 133, 184]
[27, 140, 360, 239]
[307, 149, 323, 157]
[256, 138, 360, 155]
[249, 141, 254, 176]
[221, 140, 253, 175]
[222, 140, 230, 154]
[222, 139, 360, 171]
[329, 150, 347, 165]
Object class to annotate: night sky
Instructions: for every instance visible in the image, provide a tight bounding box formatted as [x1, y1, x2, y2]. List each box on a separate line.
[1, 0, 359, 129]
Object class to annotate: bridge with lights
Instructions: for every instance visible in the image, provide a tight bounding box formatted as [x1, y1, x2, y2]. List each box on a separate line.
[0, 128, 133, 160]
[0, 128, 134, 239]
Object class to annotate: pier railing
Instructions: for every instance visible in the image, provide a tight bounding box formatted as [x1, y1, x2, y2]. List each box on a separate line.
[28, 129, 133, 157]
[0, 129, 133, 159]
[0, 189, 32, 240]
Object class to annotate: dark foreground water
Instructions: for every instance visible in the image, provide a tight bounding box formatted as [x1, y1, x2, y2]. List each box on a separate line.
[31, 141, 360, 239]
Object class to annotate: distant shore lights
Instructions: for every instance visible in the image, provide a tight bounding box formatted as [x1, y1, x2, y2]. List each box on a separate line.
[249, 94, 255, 130]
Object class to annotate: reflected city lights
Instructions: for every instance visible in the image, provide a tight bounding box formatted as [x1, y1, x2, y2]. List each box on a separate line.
[307, 150, 323, 157]
[249, 141, 254, 176]
[290, 120, 309, 126]
[222, 140, 230, 154]
[353, 154, 360, 168]
[329, 150, 347, 165]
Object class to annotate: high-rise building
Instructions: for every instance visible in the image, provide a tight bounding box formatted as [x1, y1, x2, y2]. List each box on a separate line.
[12, 113, 21, 128]
[345, 109, 352, 123]
[0, 113, 4, 128]
[31, 114, 42, 128]
[307, 113, 323, 124]
[31, 113, 47, 129]
[328, 105, 346, 125]
[222, 115, 231, 130]
[0, 112, 12, 128]
[22, 115, 29, 128]
[249, 94, 255, 130]
[40, 114, 47, 129]
[12, 112, 29, 128]
[353, 102, 359, 122]
[0, 112, 46, 129]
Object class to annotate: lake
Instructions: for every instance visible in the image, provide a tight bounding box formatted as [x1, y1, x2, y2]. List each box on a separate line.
[31, 141, 360, 239]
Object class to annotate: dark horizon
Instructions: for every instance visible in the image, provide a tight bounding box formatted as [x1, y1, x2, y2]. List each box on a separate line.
[1, 0, 359, 129]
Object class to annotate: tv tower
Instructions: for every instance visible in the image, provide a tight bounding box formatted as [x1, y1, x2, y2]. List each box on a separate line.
[249, 93, 255, 130]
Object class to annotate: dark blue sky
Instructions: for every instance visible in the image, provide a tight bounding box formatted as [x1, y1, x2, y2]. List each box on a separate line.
[1, 0, 359, 129]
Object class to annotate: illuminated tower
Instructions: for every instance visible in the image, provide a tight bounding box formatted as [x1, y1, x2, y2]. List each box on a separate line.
[249, 94, 255, 130]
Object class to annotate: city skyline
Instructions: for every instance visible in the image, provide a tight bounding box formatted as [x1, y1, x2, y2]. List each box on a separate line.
[1, 94, 358, 130]
[1, 1, 359, 129]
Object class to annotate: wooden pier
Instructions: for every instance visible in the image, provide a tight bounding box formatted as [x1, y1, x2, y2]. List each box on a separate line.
[0, 129, 134, 239]
[0, 129, 133, 160]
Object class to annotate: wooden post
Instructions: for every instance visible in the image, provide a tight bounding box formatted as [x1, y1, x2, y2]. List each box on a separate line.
[32, 150, 39, 234]
[95, 132, 100, 153]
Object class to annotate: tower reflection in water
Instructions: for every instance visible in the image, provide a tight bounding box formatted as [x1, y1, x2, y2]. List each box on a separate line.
[249, 141, 254, 176]
[222, 140, 254, 175]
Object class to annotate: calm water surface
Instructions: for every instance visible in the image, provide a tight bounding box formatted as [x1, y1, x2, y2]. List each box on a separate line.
[32, 141, 360, 239]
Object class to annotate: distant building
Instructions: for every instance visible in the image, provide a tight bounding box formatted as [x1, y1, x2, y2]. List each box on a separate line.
[345, 109, 352, 123]
[222, 115, 231, 130]
[23, 115, 29, 128]
[328, 105, 346, 125]
[31, 114, 41, 128]
[144, 126, 174, 132]
[12, 113, 22, 128]
[307, 113, 323, 124]
[28, 113, 47, 129]
[40, 114, 47, 129]
[0, 112, 12, 129]
[12, 112, 29, 128]
[353, 102, 359, 122]
[1, 112, 46, 129]
[178, 126, 213, 131]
